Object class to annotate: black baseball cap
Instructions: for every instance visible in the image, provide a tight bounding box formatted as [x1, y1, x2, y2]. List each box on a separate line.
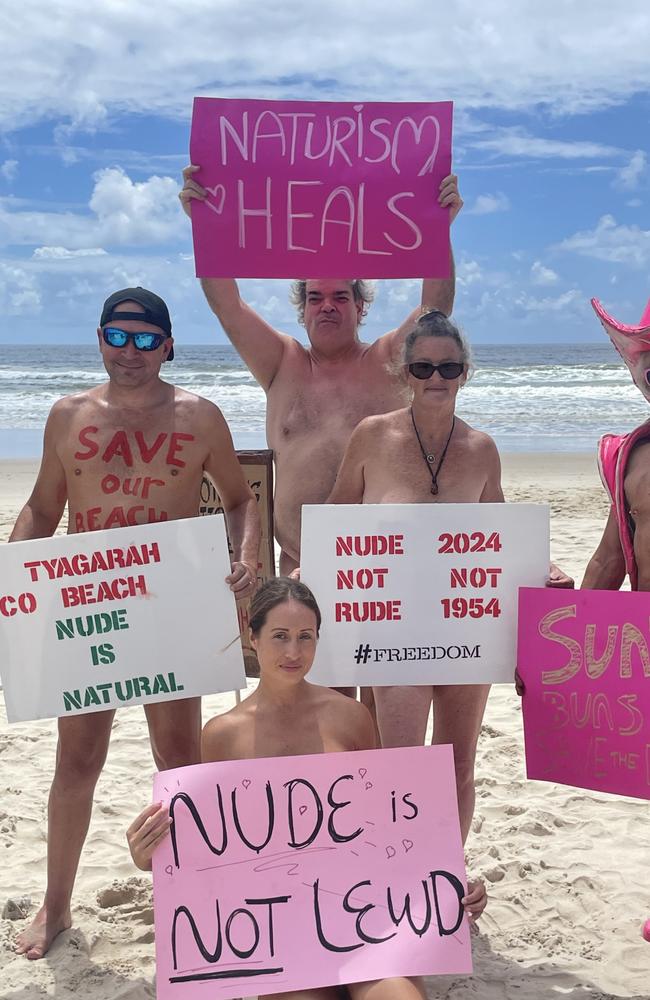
[100, 287, 174, 361]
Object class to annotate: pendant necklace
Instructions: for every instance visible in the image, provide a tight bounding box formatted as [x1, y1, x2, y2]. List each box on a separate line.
[410, 408, 455, 496]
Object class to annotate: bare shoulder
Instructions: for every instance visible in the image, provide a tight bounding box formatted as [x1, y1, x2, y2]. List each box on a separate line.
[173, 388, 229, 428]
[363, 328, 401, 364]
[458, 419, 500, 458]
[47, 387, 103, 421]
[352, 408, 407, 442]
[275, 335, 312, 371]
[201, 702, 252, 762]
[315, 688, 376, 750]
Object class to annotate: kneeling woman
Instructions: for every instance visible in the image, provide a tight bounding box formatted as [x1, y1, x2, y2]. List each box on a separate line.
[128, 578, 486, 1000]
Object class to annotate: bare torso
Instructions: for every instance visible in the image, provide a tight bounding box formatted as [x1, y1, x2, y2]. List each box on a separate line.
[624, 439, 650, 589]
[202, 683, 375, 761]
[266, 342, 404, 566]
[352, 409, 498, 504]
[55, 383, 211, 532]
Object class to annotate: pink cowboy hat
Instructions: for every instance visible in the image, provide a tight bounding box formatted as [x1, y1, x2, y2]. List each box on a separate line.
[591, 296, 650, 364]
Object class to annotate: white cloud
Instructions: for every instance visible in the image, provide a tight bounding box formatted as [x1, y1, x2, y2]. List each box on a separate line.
[558, 214, 650, 267]
[471, 128, 622, 160]
[1, 159, 18, 182]
[457, 260, 484, 286]
[0, 168, 184, 250]
[0, 262, 41, 315]
[1, 1, 650, 133]
[0, 248, 202, 325]
[386, 278, 419, 304]
[515, 288, 583, 313]
[467, 192, 510, 215]
[530, 261, 559, 285]
[33, 246, 107, 259]
[616, 150, 647, 190]
[89, 168, 182, 245]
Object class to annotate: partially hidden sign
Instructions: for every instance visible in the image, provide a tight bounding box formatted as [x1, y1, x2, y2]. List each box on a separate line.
[300, 503, 549, 687]
[152, 745, 471, 998]
[0, 517, 245, 722]
[200, 450, 276, 677]
[190, 97, 453, 279]
[518, 587, 650, 800]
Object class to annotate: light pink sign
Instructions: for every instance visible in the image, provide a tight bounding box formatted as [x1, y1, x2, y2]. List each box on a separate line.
[518, 587, 650, 800]
[152, 745, 471, 998]
[190, 97, 453, 279]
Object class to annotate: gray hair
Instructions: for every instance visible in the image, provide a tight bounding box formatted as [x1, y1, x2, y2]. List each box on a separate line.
[403, 309, 474, 376]
[289, 279, 375, 326]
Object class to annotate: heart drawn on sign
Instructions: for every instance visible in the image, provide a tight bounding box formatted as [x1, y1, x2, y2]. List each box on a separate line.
[205, 184, 226, 214]
[299, 805, 308, 815]
[365, 781, 373, 790]
[358, 768, 367, 779]
[242, 779, 251, 789]
[402, 839, 414, 853]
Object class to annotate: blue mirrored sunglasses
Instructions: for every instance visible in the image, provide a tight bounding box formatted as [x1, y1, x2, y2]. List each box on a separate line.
[102, 327, 167, 351]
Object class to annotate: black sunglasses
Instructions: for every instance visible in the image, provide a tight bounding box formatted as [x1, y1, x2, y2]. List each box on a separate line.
[407, 361, 464, 380]
[102, 327, 168, 351]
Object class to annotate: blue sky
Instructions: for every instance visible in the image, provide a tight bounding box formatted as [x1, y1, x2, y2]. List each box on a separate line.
[1, 0, 649, 346]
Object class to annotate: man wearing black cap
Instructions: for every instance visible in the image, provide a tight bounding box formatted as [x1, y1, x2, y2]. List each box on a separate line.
[10, 287, 260, 960]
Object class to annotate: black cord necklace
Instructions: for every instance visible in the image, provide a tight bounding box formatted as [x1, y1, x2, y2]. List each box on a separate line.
[410, 408, 456, 496]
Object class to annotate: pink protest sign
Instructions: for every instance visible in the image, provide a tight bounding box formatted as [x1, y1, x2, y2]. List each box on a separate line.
[190, 97, 453, 279]
[152, 745, 471, 998]
[518, 587, 650, 800]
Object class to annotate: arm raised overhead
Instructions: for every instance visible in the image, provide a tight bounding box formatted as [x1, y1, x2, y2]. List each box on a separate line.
[180, 164, 295, 391]
[370, 172, 463, 368]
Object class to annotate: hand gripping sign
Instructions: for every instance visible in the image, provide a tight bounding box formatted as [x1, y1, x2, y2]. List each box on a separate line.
[0, 516, 245, 722]
[190, 97, 453, 279]
[152, 745, 471, 998]
[518, 587, 650, 800]
[300, 503, 549, 687]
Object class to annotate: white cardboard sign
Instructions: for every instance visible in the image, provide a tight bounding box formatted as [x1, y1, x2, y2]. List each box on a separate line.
[300, 503, 549, 686]
[0, 516, 246, 722]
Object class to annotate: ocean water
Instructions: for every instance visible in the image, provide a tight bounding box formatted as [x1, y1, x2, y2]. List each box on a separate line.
[0, 342, 648, 458]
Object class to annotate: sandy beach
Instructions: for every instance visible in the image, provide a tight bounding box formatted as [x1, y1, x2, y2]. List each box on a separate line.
[0, 453, 648, 999]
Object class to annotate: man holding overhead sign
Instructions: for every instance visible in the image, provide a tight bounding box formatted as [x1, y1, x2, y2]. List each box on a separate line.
[6, 286, 260, 960]
[180, 98, 462, 574]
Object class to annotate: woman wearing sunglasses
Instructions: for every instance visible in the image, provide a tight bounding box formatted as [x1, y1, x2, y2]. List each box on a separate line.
[327, 309, 500, 844]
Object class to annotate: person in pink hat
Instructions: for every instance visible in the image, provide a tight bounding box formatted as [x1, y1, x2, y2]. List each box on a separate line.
[583, 296, 650, 591]
[583, 297, 650, 943]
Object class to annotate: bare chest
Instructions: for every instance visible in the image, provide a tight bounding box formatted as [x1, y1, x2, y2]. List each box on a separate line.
[61, 415, 207, 532]
[235, 711, 355, 758]
[267, 361, 403, 446]
[362, 433, 487, 504]
[624, 442, 650, 517]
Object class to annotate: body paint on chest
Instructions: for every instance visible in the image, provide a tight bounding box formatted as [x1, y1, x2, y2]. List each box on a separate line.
[74, 426, 195, 468]
[74, 506, 169, 532]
